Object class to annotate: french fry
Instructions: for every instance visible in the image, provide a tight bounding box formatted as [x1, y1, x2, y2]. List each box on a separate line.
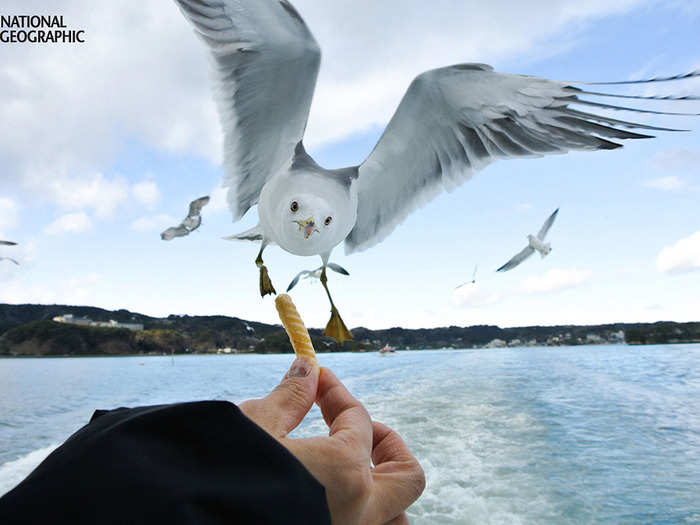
[274, 294, 318, 363]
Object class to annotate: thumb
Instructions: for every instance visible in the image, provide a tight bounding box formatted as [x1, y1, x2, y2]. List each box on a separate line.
[239, 357, 319, 438]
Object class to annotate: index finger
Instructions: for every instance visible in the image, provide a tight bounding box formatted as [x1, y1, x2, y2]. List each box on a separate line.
[316, 367, 372, 449]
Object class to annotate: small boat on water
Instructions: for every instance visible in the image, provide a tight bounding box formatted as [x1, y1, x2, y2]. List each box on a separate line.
[379, 344, 396, 355]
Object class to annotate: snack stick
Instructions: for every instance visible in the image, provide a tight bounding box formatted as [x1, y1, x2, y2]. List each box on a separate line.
[275, 294, 317, 363]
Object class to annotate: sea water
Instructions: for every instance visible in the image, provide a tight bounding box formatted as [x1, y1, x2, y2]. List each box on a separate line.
[1, 344, 699, 524]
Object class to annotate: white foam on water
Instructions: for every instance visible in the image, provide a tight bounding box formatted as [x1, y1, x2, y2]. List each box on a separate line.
[295, 356, 562, 524]
[0, 443, 59, 497]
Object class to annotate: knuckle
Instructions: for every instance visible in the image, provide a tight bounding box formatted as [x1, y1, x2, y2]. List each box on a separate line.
[409, 462, 426, 499]
[272, 379, 311, 411]
[342, 466, 372, 502]
[328, 443, 371, 501]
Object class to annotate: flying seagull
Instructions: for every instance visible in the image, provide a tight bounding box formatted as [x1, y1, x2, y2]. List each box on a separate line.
[0, 240, 19, 265]
[173, 0, 698, 342]
[497, 209, 559, 272]
[455, 265, 478, 290]
[161, 196, 210, 241]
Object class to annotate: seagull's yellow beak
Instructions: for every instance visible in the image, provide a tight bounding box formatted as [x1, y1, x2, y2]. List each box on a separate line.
[294, 217, 318, 239]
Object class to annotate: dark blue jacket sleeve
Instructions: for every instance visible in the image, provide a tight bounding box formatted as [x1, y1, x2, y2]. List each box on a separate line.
[0, 401, 331, 524]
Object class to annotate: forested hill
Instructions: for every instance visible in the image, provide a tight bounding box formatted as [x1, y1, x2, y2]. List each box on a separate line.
[0, 303, 698, 357]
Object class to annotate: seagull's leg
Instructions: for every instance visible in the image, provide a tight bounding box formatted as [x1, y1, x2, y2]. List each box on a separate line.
[320, 265, 353, 343]
[255, 242, 276, 297]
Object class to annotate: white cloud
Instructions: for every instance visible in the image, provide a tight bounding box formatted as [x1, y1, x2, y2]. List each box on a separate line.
[0, 272, 102, 304]
[34, 171, 129, 218]
[207, 183, 229, 214]
[130, 214, 177, 232]
[0, 197, 20, 234]
[296, 0, 647, 147]
[452, 284, 503, 308]
[452, 267, 592, 308]
[520, 268, 592, 295]
[651, 148, 700, 171]
[1, 0, 650, 208]
[643, 175, 684, 191]
[44, 212, 93, 235]
[132, 180, 161, 208]
[657, 231, 700, 275]
[1, 0, 219, 206]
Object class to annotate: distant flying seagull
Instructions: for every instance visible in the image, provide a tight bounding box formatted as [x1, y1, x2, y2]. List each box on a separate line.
[161, 196, 210, 241]
[174, 0, 698, 342]
[0, 240, 19, 265]
[0, 257, 19, 265]
[455, 265, 478, 290]
[497, 209, 559, 272]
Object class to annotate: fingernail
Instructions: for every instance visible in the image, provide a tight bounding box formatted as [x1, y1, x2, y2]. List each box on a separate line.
[288, 358, 311, 378]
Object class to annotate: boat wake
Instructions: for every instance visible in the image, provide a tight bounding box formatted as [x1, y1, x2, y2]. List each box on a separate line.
[0, 443, 59, 497]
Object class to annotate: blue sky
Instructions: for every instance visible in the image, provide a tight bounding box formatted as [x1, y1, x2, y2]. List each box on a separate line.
[1, 0, 699, 330]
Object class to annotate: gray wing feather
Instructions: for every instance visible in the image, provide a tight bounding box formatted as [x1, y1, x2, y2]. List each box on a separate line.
[497, 246, 535, 272]
[345, 65, 697, 253]
[188, 196, 210, 217]
[0, 240, 17, 246]
[175, 0, 321, 220]
[0, 257, 19, 265]
[160, 225, 189, 241]
[537, 208, 559, 240]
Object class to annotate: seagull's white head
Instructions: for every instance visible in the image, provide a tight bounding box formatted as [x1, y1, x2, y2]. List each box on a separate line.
[259, 172, 357, 257]
[283, 193, 339, 254]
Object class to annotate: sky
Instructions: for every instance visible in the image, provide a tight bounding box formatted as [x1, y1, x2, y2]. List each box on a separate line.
[0, 0, 699, 331]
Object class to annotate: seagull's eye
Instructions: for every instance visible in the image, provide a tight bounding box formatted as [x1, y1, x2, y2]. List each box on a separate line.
[290, 201, 299, 213]
[324, 216, 332, 226]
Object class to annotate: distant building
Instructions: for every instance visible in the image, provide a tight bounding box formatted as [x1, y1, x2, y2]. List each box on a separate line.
[52, 314, 92, 326]
[485, 338, 506, 348]
[53, 314, 143, 331]
[586, 334, 604, 344]
[609, 330, 625, 342]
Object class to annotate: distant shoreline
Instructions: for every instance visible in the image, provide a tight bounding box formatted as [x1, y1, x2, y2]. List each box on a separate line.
[1, 303, 698, 357]
[2, 340, 700, 359]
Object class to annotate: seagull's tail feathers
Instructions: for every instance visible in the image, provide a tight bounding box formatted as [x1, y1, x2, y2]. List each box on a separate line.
[223, 225, 263, 242]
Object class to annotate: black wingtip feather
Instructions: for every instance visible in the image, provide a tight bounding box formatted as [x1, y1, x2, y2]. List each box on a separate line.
[574, 69, 700, 86]
[573, 97, 700, 117]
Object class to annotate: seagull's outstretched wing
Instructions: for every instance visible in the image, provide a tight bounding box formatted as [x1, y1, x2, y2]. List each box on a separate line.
[175, 0, 321, 220]
[345, 64, 699, 253]
[188, 196, 210, 217]
[161, 225, 189, 241]
[497, 246, 535, 272]
[537, 208, 559, 240]
[0, 257, 19, 265]
[0, 240, 17, 246]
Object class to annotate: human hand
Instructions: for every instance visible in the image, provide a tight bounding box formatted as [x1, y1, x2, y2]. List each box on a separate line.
[239, 359, 425, 525]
